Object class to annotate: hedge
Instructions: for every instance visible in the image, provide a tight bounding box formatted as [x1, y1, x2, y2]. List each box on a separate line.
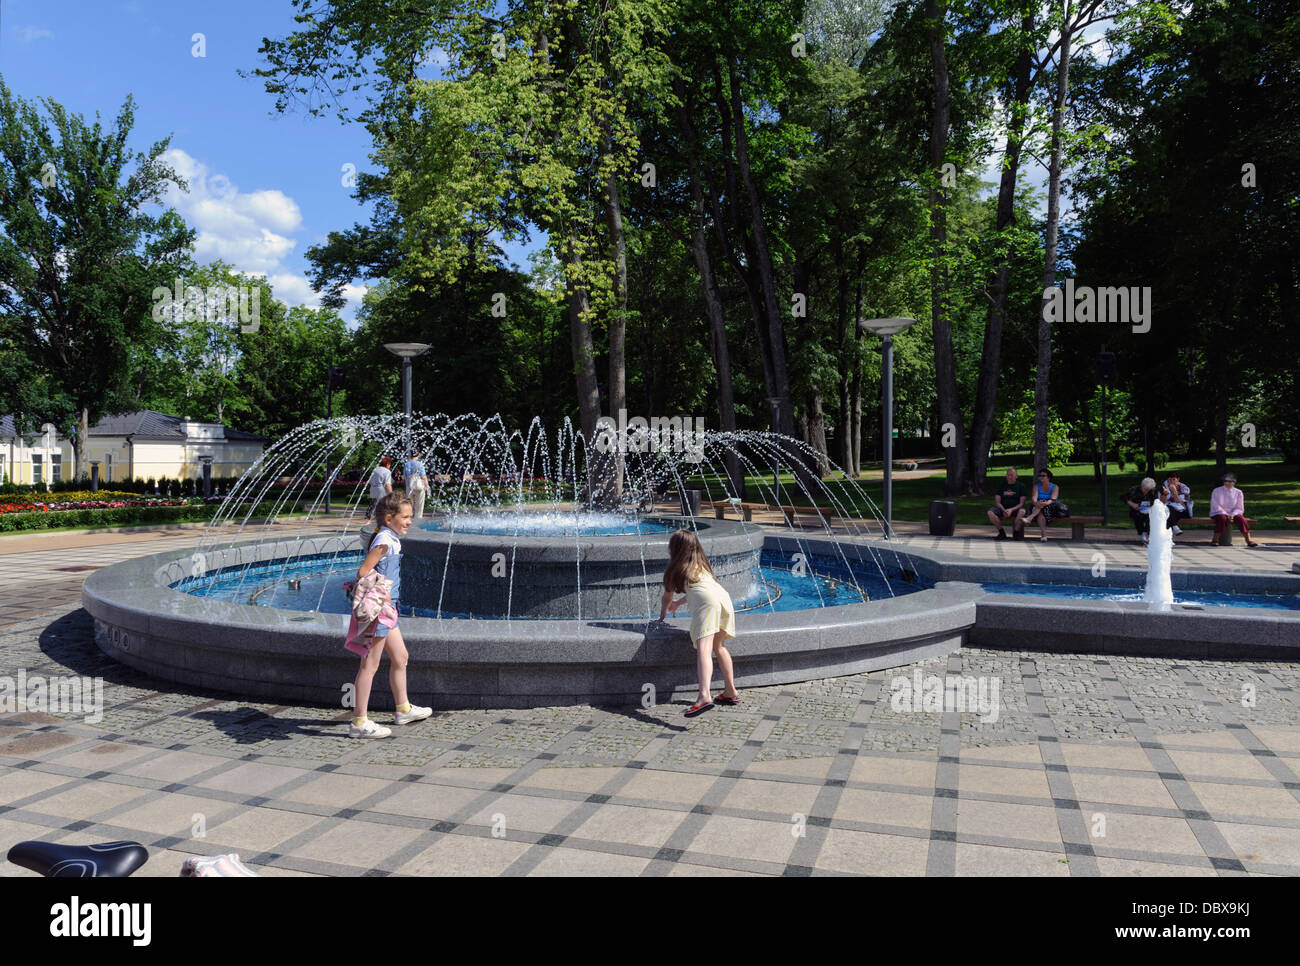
[0, 499, 346, 532]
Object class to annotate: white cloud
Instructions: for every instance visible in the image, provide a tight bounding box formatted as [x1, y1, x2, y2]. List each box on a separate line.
[161, 147, 302, 274]
[16, 25, 54, 43]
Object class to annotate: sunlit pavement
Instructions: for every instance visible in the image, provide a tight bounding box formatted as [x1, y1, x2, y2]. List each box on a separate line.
[1, 522, 1297, 876]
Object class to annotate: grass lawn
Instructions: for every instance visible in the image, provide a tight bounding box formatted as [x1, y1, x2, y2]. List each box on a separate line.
[688, 456, 1300, 530]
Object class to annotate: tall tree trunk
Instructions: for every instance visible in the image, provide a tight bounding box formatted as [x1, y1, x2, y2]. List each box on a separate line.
[1034, 6, 1073, 474]
[78, 407, 89, 481]
[807, 392, 831, 478]
[728, 60, 795, 441]
[834, 231, 853, 475]
[926, 0, 968, 496]
[563, 244, 602, 445]
[603, 133, 627, 498]
[967, 14, 1033, 495]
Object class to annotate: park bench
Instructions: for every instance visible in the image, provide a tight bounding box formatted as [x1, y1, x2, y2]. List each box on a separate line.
[1044, 514, 1255, 543]
[703, 499, 831, 526]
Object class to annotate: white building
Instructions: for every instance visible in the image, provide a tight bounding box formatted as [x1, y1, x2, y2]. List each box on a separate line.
[0, 411, 267, 485]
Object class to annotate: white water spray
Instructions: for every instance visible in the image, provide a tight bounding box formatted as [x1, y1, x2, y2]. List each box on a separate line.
[1143, 498, 1174, 606]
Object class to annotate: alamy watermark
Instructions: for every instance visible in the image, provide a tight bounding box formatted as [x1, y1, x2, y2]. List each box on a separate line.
[594, 409, 706, 463]
[152, 278, 261, 333]
[890, 669, 1001, 723]
[1, 670, 104, 724]
[1042, 279, 1151, 334]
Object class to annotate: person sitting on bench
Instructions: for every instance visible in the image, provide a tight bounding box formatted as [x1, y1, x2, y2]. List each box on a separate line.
[1209, 473, 1259, 547]
[1018, 469, 1060, 542]
[987, 468, 1027, 540]
[1161, 472, 1192, 535]
[1123, 477, 1160, 545]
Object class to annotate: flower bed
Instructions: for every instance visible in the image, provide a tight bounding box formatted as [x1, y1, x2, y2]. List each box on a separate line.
[0, 497, 190, 514]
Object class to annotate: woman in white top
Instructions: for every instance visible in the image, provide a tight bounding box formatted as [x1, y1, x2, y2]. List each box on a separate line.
[366, 456, 393, 519]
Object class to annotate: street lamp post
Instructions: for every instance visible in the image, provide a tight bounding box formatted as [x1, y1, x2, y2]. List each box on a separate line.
[858, 318, 916, 539]
[383, 342, 431, 462]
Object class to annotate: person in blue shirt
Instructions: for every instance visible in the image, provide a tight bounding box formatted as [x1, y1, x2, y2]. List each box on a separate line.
[402, 453, 430, 520]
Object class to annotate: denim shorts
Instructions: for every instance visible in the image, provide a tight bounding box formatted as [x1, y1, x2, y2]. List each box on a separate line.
[374, 599, 399, 638]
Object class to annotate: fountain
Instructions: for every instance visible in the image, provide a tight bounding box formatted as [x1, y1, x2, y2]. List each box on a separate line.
[1143, 498, 1174, 607]
[80, 413, 983, 708]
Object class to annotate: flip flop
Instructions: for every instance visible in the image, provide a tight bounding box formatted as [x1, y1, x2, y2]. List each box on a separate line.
[684, 701, 714, 717]
[714, 693, 740, 706]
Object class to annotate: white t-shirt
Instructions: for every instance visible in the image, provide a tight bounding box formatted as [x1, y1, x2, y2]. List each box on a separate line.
[368, 466, 392, 501]
[370, 526, 401, 557]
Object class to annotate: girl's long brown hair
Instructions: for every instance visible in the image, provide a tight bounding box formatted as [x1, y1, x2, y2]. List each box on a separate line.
[663, 530, 715, 594]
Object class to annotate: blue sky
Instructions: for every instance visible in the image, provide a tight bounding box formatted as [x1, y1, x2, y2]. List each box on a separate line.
[0, 0, 539, 325]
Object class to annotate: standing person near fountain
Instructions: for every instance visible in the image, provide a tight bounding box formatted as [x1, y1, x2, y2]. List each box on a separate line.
[348, 493, 432, 737]
[1210, 473, 1259, 547]
[403, 452, 429, 520]
[658, 530, 740, 717]
[366, 456, 394, 521]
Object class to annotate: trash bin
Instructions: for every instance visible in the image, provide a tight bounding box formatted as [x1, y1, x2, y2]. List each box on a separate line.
[929, 500, 957, 537]
[680, 489, 703, 517]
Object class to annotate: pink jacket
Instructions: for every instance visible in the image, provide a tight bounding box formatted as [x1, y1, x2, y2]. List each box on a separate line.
[1209, 485, 1244, 518]
[342, 571, 396, 656]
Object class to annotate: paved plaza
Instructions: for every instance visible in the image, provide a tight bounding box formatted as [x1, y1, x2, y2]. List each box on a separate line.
[2, 522, 1299, 876]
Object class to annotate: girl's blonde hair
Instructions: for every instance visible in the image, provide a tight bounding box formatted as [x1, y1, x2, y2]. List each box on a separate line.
[663, 530, 715, 594]
[374, 492, 413, 529]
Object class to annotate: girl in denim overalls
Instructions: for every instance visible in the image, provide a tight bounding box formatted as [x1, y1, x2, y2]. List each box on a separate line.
[348, 493, 432, 737]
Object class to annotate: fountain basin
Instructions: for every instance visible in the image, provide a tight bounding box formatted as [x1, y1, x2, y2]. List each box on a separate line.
[81, 533, 978, 709]
[395, 515, 763, 619]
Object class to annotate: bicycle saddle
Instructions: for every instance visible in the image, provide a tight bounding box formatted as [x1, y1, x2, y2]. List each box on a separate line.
[7, 840, 149, 877]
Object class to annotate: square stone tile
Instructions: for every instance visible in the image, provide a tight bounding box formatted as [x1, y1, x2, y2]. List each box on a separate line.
[36, 779, 151, 820]
[958, 763, 1052, 801]
[1165, 749, 1275, 782]
[720, 778, 821, 817]
[528, 847, 650, 876]
[688, 814, 799, 865]
[517, 766, 625, 795]
[1093, 813, 1206, 856]
[0, 818, 60, 875]
[739, 757, 833, 780]
[0, 768, 76, 803]
[195, 761, 307, 798]
[119, 750, 225, 784]
[963, 744, 1042, 764]
[1217, 822, 1300, 867]
[618, 769, 717, 806]
[423, 767, 517, 786]
[666, 861, 765, 876]
[396, 833, 532, 875]
[47, 741, 156, 772]
[466, 793, 580, 834]
[836, 788, 934, 830]
[368, 783, 485, 821]
[1159, 731, 1250, 751]
[571, 803, 685, 850]
[1188, 781, 1300, 822]
[956, 799, 1067, 845]
[207, 806, 328, 853]
[1059, 741, 1156, 772]
[276, 773, 395, 809]
[1071, 772, 1178, 810]
[848, 756, 937, 789]
[292, 818, 427, 869]
[112, 793, 236, 837]
[1250, 729, 1300, 755]
[815, 828, 928, 875]
[954, 842, 1070, 876]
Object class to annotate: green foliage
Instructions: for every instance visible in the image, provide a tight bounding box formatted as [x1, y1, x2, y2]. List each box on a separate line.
[997, 390, 1074, 467]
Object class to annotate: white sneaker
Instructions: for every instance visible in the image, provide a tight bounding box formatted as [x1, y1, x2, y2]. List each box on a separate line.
[1172, 526, 1183, 535]
[348, 718, 392, 739]
[1141, 532, 1149, 544]
[394, 704, 432, 726]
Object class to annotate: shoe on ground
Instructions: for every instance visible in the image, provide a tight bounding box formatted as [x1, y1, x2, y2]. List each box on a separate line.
[1141, 533, 1149, 544]
[349, 718, 392, 738]
[395, 704, 433, 725]
[996, 529, 1007, 540]
[1172, 525, 1183, 535]
[1013, 530, 1025, 540]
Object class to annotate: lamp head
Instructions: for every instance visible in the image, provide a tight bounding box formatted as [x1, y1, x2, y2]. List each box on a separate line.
[858, 317, 916, 338]
[383, 342, 432, 358]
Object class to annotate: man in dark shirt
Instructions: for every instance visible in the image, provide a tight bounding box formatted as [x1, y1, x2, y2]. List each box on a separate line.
[987, 468, 1027, 539]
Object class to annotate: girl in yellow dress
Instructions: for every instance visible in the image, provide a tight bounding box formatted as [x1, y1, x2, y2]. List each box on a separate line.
[658, 530, 740, 717]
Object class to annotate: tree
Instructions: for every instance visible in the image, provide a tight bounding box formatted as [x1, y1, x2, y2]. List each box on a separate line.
[0, 82, 194, 474]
